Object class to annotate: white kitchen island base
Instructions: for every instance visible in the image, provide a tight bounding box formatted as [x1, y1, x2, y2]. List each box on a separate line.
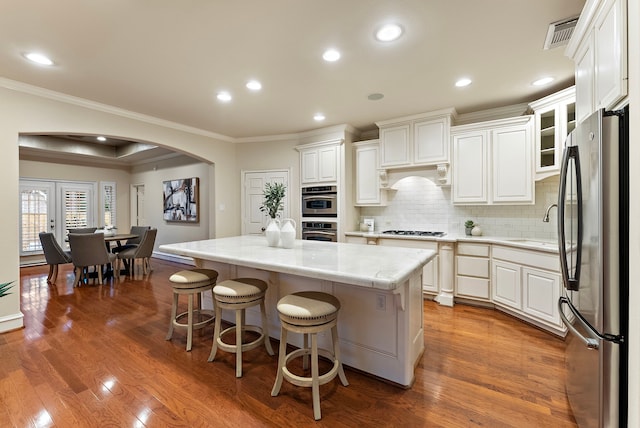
[159, 236, 434, 387]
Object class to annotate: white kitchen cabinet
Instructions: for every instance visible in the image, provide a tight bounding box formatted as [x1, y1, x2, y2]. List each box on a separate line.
[354, 140, 386, 206]
[455, 243, 491, 301]
[491, 122, 534, 203]
[379, 123, 411, 167]
[451, 116, 534, 205]
[299, 143, 338, 184]
[567, 0, 627, 123]
[413, 117, 449, 164]
[522, 267, 561, 326]
[529, 87, 576, 179]
[491, 245, 564, 335]
[492, 259, 521, 309]
[376, 109, 455, 169]
[451, 129, 488, 203]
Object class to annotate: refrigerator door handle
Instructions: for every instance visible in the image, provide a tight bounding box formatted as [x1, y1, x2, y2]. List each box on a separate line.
[558, 297, 599, 349]
[557, 145, 583, 291]
[558, 297, 625, 349]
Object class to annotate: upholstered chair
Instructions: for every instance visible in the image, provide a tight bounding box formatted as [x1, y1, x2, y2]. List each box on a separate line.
[115, 228, 157, 276]
[111, 225, 151, 253]
[38, 232, 72, 283]
[68, 233, 117, 286]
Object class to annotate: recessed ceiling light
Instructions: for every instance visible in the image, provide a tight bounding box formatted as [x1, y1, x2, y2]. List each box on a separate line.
[246, 80, 262, 91]
[368, 93, 384, 101]
[24, 52, 54, 66]
[532, 77, 554, 86]
[455, 78, 472, 87]
[217, 91, 232, 102]
[314, 113, 326, 121]
[375, 24, 403, 42]
[96, 136, 107, 142]
[322, 49, 341, 62]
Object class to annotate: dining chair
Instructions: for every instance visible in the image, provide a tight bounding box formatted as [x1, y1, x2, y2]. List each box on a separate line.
[111, 225, 150, 253]
[39, 232, 72, 283]
[115, 228, 157, 276]
[68, 232, 117, 287]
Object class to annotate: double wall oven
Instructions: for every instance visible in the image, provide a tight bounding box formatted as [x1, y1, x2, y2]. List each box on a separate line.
[302, 185, 337, 242]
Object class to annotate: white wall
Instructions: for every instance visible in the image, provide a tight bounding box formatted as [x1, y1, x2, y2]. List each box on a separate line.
[130, 156, 211, 251]
[360, 170, 560, 239]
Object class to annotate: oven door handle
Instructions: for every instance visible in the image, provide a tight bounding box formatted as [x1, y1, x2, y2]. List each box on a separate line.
[302, 230, 336, 237]
[302, 195, 335, 201]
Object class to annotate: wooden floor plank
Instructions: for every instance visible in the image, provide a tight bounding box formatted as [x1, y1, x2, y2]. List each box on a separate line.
[0, 260, 578, 427]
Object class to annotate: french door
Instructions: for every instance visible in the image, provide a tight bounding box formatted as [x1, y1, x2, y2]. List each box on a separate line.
[19, 179, 97, 254]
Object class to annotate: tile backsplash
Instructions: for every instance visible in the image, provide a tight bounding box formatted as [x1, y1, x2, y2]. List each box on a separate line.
[359, 169, 560, 239]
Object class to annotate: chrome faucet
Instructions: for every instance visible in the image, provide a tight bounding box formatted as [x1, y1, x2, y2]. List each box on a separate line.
[543, 203, 557, 222]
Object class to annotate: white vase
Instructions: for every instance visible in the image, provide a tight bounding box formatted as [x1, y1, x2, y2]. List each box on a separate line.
[471, 225, 483, 236]
[280, 218, 296, 249]
[265, 218, 281, 247]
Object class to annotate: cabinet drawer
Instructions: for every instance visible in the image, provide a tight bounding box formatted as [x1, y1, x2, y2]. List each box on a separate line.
[457, 256, 489, 278]
[457, 243, 490, 257]
[492, 245, 559, 271]
[456, 276, 490, 299]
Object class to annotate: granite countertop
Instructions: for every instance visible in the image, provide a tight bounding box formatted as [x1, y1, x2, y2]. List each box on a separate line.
[159, 235, 436, 290]
[344, 231, 559, 253]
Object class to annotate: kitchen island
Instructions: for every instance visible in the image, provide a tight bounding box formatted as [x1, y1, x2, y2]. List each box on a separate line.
[159, 235, 436, 387]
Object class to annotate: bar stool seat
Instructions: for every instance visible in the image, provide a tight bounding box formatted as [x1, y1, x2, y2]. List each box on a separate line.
[271, 291, 348, 420]
[209, 278, 274, 377]
[166, 268, 218, 351]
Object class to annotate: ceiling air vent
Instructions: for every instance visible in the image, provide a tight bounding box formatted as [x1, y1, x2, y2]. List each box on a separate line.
[543, 15, 579, 50]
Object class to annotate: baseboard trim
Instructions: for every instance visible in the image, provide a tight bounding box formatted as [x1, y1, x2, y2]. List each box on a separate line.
[0, 311, 25, 333]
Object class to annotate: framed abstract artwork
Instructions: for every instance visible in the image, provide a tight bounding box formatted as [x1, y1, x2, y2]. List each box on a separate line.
[163, 177, 199, 222]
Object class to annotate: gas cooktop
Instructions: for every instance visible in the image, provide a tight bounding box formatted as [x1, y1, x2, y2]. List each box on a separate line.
[382, 230, 446, 237]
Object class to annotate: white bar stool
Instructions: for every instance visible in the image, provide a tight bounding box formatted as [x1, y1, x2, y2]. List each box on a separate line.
[208, 278, 275, 377]
[165, 268, 218, 351]
[271, 291, 349, 420]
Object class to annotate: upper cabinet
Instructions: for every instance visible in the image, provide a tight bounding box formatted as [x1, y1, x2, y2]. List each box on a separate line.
[376, 108, 456, 169]
[529, 86, 576, 180]
[298, 142, 339, 185]
[353, 140, 386, 206]
[566, 0, 627, 123]
[451, 116, 534, 205]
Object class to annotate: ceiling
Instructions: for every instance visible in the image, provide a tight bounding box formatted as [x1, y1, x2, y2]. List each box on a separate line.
[1, 0, 585, 141]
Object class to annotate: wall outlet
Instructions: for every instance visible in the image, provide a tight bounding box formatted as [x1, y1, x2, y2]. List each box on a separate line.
[376, 294, 386, 311]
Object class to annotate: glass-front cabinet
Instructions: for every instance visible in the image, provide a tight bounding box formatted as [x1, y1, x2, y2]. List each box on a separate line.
[530, 86, 576, 180]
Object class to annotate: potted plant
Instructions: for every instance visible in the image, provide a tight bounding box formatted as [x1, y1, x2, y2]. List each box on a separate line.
[0, 281, 14, 298]
[260, 182, 286, 246]
[464, 220, 475, 236]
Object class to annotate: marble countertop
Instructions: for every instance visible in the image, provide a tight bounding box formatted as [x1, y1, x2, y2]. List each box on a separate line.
[344, 231, 559, 253]
[159, 235, 436, 290]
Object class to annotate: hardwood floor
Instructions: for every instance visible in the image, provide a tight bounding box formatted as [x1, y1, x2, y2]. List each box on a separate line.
[1, 259, 577, 427]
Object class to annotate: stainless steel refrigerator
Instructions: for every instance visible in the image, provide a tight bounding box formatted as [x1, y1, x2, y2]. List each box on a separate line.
[557, 108, 628, 427]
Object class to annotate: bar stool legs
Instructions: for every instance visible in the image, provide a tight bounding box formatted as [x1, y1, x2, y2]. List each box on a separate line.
[209, 278, 274, 378]
[271, 291, 348, 420]
[166, 269, 218, 351]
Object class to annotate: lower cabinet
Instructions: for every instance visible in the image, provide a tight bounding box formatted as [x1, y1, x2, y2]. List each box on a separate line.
[491, 245, 563, 335]
[455, 243, 491, 301]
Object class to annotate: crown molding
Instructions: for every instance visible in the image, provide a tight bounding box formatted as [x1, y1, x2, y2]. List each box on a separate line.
[0, 77, 235, 143]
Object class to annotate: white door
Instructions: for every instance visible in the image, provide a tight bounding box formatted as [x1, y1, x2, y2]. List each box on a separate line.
[242, 170, 289, 235]
[131, 184, 146, 226]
